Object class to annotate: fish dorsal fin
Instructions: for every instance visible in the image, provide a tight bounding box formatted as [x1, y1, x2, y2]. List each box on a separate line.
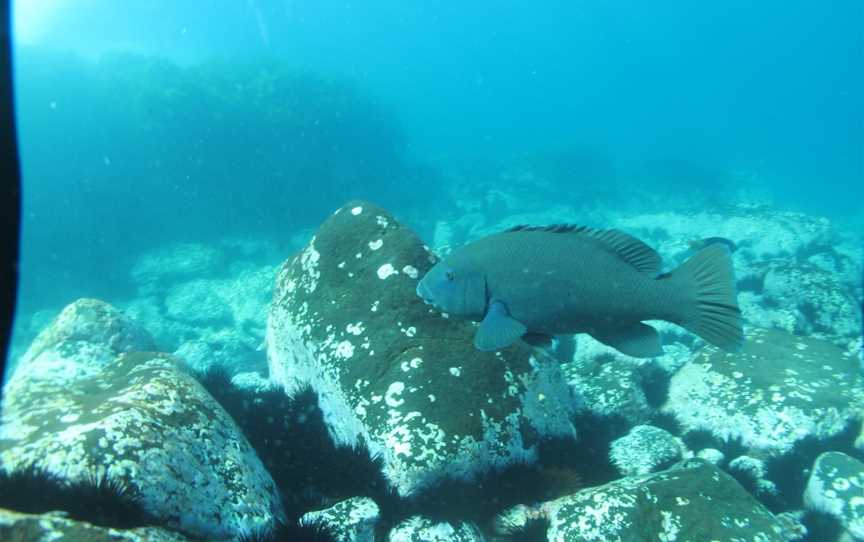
[505, 224, 662, 275]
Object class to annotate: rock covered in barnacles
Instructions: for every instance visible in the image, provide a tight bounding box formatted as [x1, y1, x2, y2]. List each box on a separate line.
[609, 424, 684, 476]
[804, 451, 864, 540]
[301, 497, 379, 542]
[10, 298, 155, 384]
[266, 201, 576, 496]
[0, 299, 282, 539]
[727, 455, 779, 499]
[545, 459, 786, 541]
[0, 508, 191, 541]
[388, 516, 485, 542]
[663, 328, 863, 458]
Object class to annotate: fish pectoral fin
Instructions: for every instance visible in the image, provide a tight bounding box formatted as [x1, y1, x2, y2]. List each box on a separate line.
[589, 322, 664, 358]
[474, 301, 527, 351]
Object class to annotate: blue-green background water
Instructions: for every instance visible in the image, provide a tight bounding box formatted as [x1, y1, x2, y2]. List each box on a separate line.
[9, 0, 863, 324]
[2, 3, 864, 538]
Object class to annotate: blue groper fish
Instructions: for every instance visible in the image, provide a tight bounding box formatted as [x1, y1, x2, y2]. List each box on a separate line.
[416, 224, 743, 357]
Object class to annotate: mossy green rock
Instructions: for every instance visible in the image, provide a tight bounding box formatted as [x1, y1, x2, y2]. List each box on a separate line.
[663, 327, 863, 456]
[1, 300, 282, 539]
[0, 508, 191, 542]
[547, 459, 786, 541]
[266, 200, 576, 496]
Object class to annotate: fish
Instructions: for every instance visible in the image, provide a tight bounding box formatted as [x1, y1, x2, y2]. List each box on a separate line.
[687, 236, 737, 253]
[416, 224, 743, 357]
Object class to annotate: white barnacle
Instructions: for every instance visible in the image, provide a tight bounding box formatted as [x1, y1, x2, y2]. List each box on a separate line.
[410, 357, 422, 368]
[449, 367, 461, 377]
[385, 381, 405, 407]
[402, 265, 419, 279]
[833, 477, 851, 491]
[368, 239, 384, 251]
[334, 340, 355, 359]
[377, 263, 398, 280]
[403, 326, 417, 337]
[346, 322, 365, 336]
[351, 206, 363, 215]
[376, 215, 389, 227]
[371, 300, 380, 312]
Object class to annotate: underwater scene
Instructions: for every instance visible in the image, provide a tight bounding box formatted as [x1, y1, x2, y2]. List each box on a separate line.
[1, 1, 862, 540]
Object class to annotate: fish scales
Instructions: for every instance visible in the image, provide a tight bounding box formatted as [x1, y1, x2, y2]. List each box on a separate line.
[469, 230, 678, 333]
[416, 224, 743, 357]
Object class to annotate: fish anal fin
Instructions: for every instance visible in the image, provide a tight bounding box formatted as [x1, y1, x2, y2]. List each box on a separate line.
[504, 224, 662, 275]
[474, 301, 527, 351]
[589, 322, 664, 358]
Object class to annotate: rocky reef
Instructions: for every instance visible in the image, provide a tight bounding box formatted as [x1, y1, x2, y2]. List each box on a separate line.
[2, 198, 862, 541]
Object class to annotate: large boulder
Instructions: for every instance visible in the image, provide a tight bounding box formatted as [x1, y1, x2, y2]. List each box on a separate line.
[130, 242, 225, 293]
[388, 516, 485, 542]
[804, 451, 864, 540]
[741, 260, 861, 344]
[663, 328, 863, 457]
[612, 206, 863, 347]
[9, 298, 155, 385]
[266, 201, 576, 496]
[301, 497, 380, 542]
[609, 424, 684, 476]
[0, 508, 191, 542]
[546, 459, 786, 541]
[0, 299, 283, 539]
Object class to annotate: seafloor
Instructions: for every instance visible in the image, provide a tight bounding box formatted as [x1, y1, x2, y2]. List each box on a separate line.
[1, 172, 862, 541]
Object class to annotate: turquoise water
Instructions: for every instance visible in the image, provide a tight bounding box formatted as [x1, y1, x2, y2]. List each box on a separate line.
[10, 1, 862, 315]
[1, 1, 862, 540]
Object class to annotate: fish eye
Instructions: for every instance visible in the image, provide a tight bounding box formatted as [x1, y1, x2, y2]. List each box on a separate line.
[445, 270, 455, 281]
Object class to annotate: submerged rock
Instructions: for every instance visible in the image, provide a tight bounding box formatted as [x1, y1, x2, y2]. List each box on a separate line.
[663, 327, 863, 457]
[173, 328, 265, 376]
[804, 451, 864, 540]
[609, 424, 684, 476]
[0, 508, 191, 542]
[0, 299, 282, 539]
[130, 242, 225, 292]
[612, 206, 863, 348]
[388, 516, 485, 542]
[266, 201, 576, 496]
[164, 279, 234, 325]
[546, 459, 786, 541]
[727, 455, 779, 499]
[123, 262, 277, 374]
[742, 260, 861, 345]
[301, 496, 379, 542]
[10, 298, 155, 385]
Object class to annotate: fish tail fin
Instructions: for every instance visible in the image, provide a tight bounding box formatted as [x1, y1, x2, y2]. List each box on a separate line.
[670, 244, 744, 351]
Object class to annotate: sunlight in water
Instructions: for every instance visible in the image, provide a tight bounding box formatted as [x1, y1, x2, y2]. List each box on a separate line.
[12, 0, 74, 45]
